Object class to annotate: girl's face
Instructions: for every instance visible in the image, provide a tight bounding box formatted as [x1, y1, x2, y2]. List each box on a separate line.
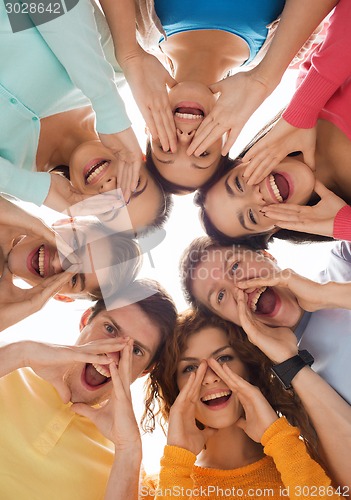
[69, 141, 163, 231]
[204, 157, 315, 237]
[7, 223, 114, 298]
[150, 82, 224, 191]
[177, 327, 247, 429]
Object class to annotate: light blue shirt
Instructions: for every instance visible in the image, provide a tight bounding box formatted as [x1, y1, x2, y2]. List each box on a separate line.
[295, 241, 351, 404]
[0, 0, 130, 205]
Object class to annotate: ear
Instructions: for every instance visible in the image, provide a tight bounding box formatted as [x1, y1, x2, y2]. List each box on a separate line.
[53, 294, 75, 303]
[257, 250, 277, 264]
[79, 308, 93, 331]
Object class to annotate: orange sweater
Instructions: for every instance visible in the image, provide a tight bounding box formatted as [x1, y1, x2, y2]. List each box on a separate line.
[141, 418, 338, 499]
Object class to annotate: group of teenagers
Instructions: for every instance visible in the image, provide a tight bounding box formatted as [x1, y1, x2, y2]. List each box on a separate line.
[1, 0, 351, 498]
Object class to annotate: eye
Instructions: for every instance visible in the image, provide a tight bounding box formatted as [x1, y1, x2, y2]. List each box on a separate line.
[235, 176, 243, 192]
[248, 209, 257, 225]
[217, 289, 225, 304]
[71, 274, 78, 287]
[104, 323, 116, 336]
[231, 262, 239, 274]
[183, 364, 198, 374]
[217, 354, 233, 364]
[133, 344, 144, 357]
[199, 151, 209, 157]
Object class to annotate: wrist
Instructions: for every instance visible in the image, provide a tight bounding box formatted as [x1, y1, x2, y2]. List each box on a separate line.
[116, 44, 144, 70]
[271, 350, 314, 390]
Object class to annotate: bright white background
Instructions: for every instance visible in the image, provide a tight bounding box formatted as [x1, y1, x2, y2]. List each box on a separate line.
[4, 69, 334, 473]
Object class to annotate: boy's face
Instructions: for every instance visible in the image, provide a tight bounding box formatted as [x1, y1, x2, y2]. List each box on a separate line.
[7, 223, 115, 298]
[191, 247, 303, 329]
[64, 303, 161, 405]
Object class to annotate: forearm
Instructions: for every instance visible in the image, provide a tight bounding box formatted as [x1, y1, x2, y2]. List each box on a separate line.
[99, 0, 141, 66]
[292, 367, 351, 489]
[0, 160, 50, 206]
[321, 281, 351, 309]
[255, 0, 338, 88]
[104, 446, 142, 500]
[0, 341, 29, 378]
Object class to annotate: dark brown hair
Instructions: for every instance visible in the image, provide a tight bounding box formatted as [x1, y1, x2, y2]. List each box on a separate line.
[145, 309, 320, 461]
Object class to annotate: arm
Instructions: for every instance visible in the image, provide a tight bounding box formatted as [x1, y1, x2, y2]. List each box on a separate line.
[235, 292, 351, 490]
[99, 0, 177, 153]
[187, 0, 338, 157]
[72, 342, 142, 500]
[32, 0, 130, 135]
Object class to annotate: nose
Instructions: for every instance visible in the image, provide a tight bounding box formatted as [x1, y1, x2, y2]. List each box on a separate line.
[252, 183, 265, 205]
[176, 127, 196, 144]
[202, 365, 220, 386]
[99, 177, 117, 194]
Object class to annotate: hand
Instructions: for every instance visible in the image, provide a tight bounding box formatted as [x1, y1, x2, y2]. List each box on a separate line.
[237, 268, 330, 313]
[123, 49, 177, 153]
[242, 119, 317, 185]
[0, 268, 76, 332]
[98, 127, 142, 203]
[187, 69, 273, 157]
[208, 359, 278, 442]
[235, 288, 298, 363]
[71, 341, 141, 451]
[29, 337, 129, 404]
[261, 180, 347, 238]
[167, 361, 217, 455]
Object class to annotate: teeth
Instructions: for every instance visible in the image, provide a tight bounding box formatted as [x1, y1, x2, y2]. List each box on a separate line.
[175, 112, 203, 120]
[269, 175, 283, 202]
[92, 363, 111, 378]
[202, 390, 231, 402]
[38, 245, 45, 277]
[86, 161, 109, 184]
[250, 286, 267, 312]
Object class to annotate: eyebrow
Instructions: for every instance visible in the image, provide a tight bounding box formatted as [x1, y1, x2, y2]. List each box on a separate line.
[131, 178, 148, 199]
[105, 317, 153, 356]
[224, 175, 254, 232]
[180, 345, 232, 362]
[78, 272, 86, 292]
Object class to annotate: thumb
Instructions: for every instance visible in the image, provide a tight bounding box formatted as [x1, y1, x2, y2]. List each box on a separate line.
[166, 73, 177, 88]
[303, 148, 316, 171]
[235, 416, 247, 432]
[71, 402, 98, 421]
[313, 179, 332, 198]
[208, 81, 222, 94]
[52, 379, 71, 404]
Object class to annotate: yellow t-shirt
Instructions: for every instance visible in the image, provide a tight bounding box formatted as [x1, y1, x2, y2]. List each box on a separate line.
[0, 368, 114, 500]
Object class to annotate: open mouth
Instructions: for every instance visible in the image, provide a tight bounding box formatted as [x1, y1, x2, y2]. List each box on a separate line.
[174, 102, 205, 121]
[84, 363, 111, 389]
[84, 159, 111, 185]
[268, 173, 290, 203]
[201, 390, 232, 407]
[28, 244, 46, 277]
[248, 287, 277, 316]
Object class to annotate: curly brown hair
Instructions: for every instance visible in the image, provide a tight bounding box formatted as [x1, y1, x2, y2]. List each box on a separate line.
[143, 309, 321, 463]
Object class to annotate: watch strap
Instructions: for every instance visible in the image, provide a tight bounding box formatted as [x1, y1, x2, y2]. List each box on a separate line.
[271, 350, 314, 390]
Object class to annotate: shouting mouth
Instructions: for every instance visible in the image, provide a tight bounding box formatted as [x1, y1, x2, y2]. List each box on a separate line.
[174, 102, 204, 121]
[201, 390, 232, 409]
[84, 159, 111, 185]
[28, 244, 47, 277]
[83, 363, 111, 389]
[268, 173, 290, 203]
[247, 287, 279, 316]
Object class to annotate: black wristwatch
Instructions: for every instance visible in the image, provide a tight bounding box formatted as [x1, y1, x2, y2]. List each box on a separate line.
[271, 350, 314, 390]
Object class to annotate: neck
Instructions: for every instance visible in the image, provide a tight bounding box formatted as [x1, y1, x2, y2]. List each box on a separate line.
[36, 106, 97, 171]
[196, 424, 264, 470]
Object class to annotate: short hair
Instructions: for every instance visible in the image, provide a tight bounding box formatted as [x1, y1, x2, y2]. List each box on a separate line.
[145, 140, 232, 194]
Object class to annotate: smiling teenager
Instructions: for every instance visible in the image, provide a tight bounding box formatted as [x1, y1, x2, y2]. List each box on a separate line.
[136, 310, 340, 499]
[0, 279, 177, 500]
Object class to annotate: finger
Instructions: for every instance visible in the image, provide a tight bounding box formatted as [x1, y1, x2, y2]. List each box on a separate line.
[186, 116, 218, 156]
[187, 361, 208, 403]
[109, 361, 130, 401]
[237, 276, 277, 289]
[161, 104, 177, 153]
[221, 128, 239, 156]
[130, 161, 141, 193]
[118, 341, 133, 396]
[152, 108, 170, 152]
[303, 148, 316, 171]
[165, 73, 177, 89]
[142, 105, 159, 140]
[71, 402, 98, 420]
